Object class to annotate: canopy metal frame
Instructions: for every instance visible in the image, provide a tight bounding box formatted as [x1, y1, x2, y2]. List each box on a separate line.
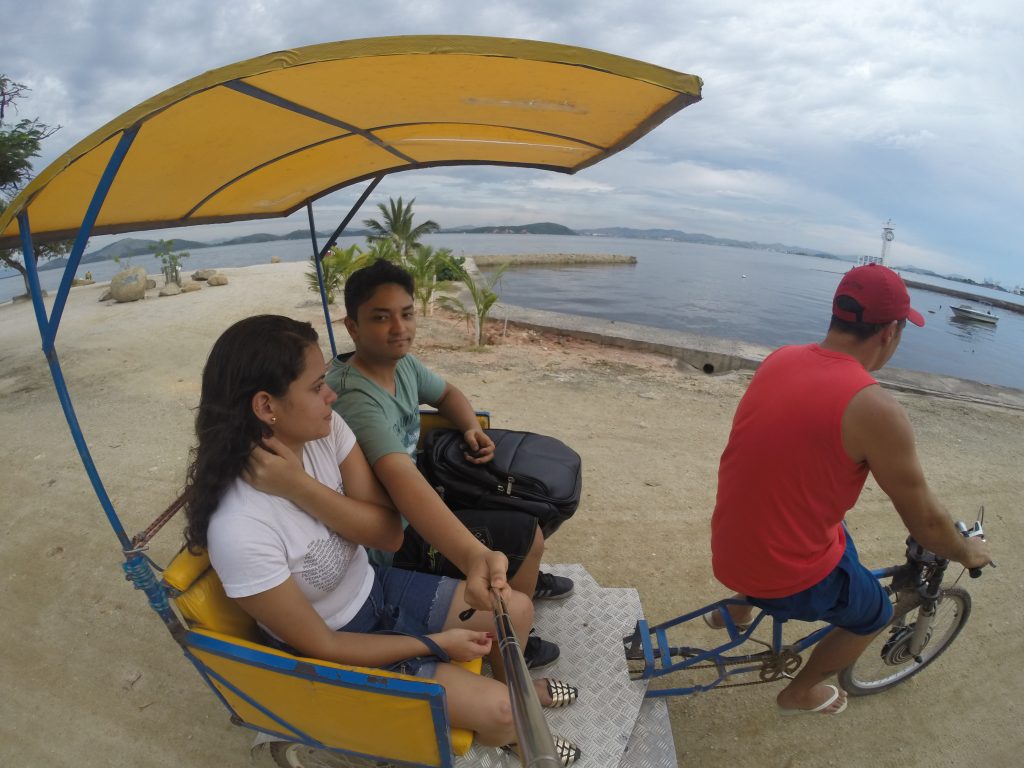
[8, 35, 702, 766]
[16, 167, 379, 550]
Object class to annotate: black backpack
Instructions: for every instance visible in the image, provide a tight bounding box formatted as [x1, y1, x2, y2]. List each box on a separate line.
[420, 428, 582, 538]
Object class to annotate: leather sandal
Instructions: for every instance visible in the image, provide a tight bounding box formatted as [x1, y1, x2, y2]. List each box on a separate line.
[541, 678, 579, 708]
[553, 736, 582, 766]
[702, 609, 752, 632]
[503, 735, 581, 766]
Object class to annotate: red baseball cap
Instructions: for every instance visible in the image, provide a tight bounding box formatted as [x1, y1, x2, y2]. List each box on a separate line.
[832, 264, 925, 327]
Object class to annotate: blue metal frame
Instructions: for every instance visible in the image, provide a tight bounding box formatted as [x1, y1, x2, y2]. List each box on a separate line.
[635, 599, 836, 698]
[16, 123, 454, 764]
[635, 565, 901, 697]
[18, 126, 140, 550]
[307, 204, 338, 357]
[307, 175, 384, 359]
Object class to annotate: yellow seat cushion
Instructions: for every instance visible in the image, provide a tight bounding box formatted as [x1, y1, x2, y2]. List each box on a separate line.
[163, 547, 260, 640]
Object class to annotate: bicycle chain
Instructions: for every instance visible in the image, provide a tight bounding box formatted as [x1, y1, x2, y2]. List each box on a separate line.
[629, 648, 804, 688]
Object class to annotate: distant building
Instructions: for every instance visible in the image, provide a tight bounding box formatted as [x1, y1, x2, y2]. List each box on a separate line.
[858, 219, 894, 266]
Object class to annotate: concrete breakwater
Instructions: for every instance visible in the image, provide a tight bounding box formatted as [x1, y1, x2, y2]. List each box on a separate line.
[904, 278, 1024, 315]
[472, 253, 636, 266]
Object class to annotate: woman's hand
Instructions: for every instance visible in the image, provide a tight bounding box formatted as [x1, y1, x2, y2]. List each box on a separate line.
[243, 436, 309, 499]
[432, 628, 493, 662]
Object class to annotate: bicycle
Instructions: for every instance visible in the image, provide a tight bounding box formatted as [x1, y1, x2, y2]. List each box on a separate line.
[623, 515, 991, 698]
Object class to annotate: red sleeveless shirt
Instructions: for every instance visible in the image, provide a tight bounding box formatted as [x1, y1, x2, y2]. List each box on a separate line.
[711, 344, 877, 598]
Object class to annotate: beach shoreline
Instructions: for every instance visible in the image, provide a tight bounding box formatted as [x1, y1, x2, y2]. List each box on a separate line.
[1, 260, 1020, 768]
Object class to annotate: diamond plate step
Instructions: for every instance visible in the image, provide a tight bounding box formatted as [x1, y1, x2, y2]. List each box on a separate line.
[251, 565, 677, 767]
[455, 565, 676, 767]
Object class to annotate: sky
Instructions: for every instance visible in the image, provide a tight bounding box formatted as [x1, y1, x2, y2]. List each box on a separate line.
[5, 0, 1023, 286]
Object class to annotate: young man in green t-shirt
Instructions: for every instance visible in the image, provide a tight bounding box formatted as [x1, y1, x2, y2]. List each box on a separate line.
[326, 260, 572, 669]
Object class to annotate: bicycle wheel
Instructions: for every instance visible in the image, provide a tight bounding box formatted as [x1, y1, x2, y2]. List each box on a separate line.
[267, 742, 395, 768]
[839, 586, 971, 696]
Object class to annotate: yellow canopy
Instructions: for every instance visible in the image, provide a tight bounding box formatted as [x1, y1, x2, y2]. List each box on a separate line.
[0, 35, 701, 247]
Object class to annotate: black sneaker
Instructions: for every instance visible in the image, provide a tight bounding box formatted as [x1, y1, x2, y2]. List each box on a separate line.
[524, 632, 560, 670]
[533, 571, 575, 600]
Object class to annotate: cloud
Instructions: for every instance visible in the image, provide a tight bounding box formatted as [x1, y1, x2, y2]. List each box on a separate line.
[5, 0, 1022, 284]
[527, 176, 614, 194]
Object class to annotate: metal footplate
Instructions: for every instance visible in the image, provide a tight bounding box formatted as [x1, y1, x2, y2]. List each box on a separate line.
[252, 564, 677, 767]
[456, 564, 675, 767]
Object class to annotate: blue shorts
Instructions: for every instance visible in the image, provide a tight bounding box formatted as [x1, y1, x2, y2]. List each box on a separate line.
[339, 564, 461, 677]
[747, 532, 893, 635]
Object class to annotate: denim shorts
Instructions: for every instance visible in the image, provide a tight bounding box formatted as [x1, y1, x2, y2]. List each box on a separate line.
[747, 532, 893, 635]
[339, 564, 460, 677]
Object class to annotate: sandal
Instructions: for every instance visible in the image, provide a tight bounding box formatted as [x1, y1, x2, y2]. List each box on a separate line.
[503, 735, 581, 766]
[702, 608, 752, 632]
[541, 678, 579, 708]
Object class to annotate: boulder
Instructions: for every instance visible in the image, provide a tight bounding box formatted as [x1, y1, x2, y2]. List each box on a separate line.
[192, 269, 217, 281]
[146, 278, 157, 289]
[109, 267, 149, 303]
[99, 289, 112, 302]
[270, 255, 281, 264]
[72, 278, 95, 287]
[158, 283, 182, 297]
[181, 280, 202, 293]
[207, 274, 229, 286]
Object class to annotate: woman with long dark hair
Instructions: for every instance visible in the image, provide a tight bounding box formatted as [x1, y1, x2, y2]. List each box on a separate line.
[184, 315, 579, 762]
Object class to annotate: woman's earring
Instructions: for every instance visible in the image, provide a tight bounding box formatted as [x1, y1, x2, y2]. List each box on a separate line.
[270, 416, 277, 424]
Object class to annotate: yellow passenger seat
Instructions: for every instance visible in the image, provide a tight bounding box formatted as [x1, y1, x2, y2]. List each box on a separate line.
[162, 547, 478, 765]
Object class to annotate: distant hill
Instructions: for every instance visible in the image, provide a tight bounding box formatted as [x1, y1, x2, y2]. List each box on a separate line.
[450, 222, 576, 235]
[577, 226, 849, 260]
[35, 229, 371, 272]
[26, 223, 1013, 295]
[216, 229, 371, 245]
[37, 237, 209, 272]
[85, 236, 208, 262]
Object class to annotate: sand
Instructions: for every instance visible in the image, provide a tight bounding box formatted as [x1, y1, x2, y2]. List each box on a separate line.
[1, 261, 1020, 768]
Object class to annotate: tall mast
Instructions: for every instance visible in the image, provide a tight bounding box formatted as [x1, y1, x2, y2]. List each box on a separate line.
[858, 219, 893, 266]
[880, 218, 894, 265]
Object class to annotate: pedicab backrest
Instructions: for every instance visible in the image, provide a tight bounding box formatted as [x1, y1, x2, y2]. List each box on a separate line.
[161, 547, 478, 766]
[163, 547, 259, 639]
[417, 410, 491, 450]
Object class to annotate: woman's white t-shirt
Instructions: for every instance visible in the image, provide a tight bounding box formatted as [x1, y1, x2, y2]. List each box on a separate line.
[207, 412, 374, 637]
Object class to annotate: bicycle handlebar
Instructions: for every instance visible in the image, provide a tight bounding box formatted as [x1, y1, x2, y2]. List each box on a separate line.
[956, 520, 994, 578]
[906, 519, 993, 578]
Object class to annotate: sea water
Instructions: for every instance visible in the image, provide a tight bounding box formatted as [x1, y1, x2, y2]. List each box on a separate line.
[4, 233, 1022, 389]
[468, 236, 1024, 391]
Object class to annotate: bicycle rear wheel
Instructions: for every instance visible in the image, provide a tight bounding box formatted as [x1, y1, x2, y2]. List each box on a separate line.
[839, 586, 970, 696]
[267, 742, 392, 768]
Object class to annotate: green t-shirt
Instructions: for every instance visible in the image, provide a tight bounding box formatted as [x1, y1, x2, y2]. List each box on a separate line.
[326, 353, 446, 567]
[326, 352, 446, 466]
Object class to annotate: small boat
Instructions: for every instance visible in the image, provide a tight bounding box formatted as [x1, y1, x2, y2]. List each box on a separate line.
[950, 304, 999, 324]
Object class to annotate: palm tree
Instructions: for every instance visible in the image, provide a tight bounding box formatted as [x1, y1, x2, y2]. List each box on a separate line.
[305, 244, 369, 304]
[404, 245, 451, 316]
[439, 257, 508, 346]
[363, 239, 403, 265]
[362, 196, 439, 260]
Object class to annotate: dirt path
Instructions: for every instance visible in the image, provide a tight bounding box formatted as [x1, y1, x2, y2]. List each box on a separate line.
[1, 263, 1019, 767]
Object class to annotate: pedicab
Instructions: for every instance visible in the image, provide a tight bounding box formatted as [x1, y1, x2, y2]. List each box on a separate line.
[0, 36, 703, 767]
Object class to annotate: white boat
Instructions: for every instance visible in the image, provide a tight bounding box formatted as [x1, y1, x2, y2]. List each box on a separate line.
[950, 304, 999, 324]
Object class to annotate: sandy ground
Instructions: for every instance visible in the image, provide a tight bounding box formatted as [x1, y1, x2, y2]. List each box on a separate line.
[1, 261, 1021, 768]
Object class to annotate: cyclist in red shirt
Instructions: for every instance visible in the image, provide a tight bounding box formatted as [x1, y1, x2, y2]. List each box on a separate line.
[711, 264, 991, 715]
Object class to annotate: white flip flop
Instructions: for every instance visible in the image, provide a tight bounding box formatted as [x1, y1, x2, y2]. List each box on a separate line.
[778, 684, 848, 716]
